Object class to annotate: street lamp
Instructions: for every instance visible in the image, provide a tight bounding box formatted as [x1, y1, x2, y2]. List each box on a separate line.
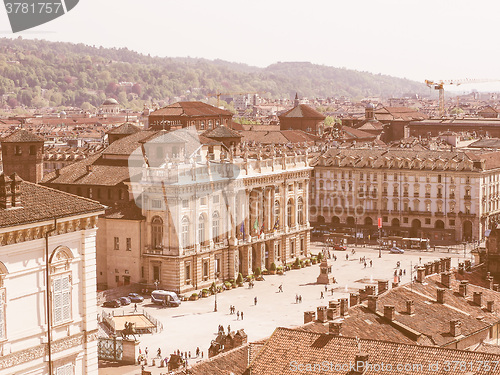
[378, 227, 382, 258]
[214, 275, 219, 312]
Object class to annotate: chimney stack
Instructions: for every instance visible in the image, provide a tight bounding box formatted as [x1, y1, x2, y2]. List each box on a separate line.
[354, 353, 369, 375]
[406, 300, 415, 315]
[365, 285, 376, 296]
[437, 288, 446, 304]
[378, 280, 389, 295]
[10, 173, 22, 207]
[317, 306, 327, 323]
[329, 321, 342, 336]
[487, 301, 495, 313]
[339, 298, 349, 316]
[384, 305, 395, 321]
[416, 267, 425, 283]
[473, 292, 483, 307]
[440, 272, 451, 288]
[367, 295, 378, 312]
[0, 174, 13, 209]
[304, 311, 315, 324]
[459, 280, 468, 296]
[450, 320, 461, 337]
[350, 293, 360, 307]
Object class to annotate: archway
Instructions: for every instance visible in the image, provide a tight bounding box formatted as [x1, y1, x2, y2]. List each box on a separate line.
[317, 216, 325, 225]
[252, 246, 257, 273]
[435, 220, 445, 229]
[331, 216, 340, 226]
[410, 219, 421, 238]
[238, 249, 243, 275]
[346, 217, 355, 227]
[463, 221, 473, 241]
[391, 218, 400, 227]
[364, 217, 373, 226]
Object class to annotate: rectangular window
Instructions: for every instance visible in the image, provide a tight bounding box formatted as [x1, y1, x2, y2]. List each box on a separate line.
[52, 274, 71, 325]
[56, 363, 73, 375]
[450, 220, 455, 226]
[185, 263, 191, 283]
[300, 238, 305, 255]
[126, 238, 132, 251]
[14, 145, 21, 155]
[182, 199, 189, 208]
[152, 199, 162, 209]
[203, 261, 209, 279]
[114, 237, 119, 250]
[213, 195, 219, 204]
[200, 197, 207, 206]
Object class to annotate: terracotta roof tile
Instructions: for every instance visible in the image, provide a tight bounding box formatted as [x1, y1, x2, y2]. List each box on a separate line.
[151, 101, 233, 117]
[279, 104, 326, 120]
[1, 129, 44, 143]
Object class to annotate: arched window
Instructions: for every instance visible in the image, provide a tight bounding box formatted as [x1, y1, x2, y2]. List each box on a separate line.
[181, 217, 190, 248]
[212, 211, 220, 243]
[274, 201, 280, 225]
[152, 216, 163, 249]
[297, 197, 303, 225]
[198, 214, 206, 246]
[287, 199, 294, 228]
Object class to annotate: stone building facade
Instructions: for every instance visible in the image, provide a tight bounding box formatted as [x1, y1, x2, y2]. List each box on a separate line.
[0, 173, 104, 375]
[310, 148, 500, 243]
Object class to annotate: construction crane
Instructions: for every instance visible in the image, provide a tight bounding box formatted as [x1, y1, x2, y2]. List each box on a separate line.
[207, 91, 265, 107]
[425, 78, 499, 117]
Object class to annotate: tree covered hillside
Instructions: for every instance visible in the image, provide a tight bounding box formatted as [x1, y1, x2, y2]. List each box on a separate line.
[0, 37, 427, 110]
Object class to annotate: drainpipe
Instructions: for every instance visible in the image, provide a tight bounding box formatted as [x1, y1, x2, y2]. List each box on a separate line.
[45, 218, 57, 375]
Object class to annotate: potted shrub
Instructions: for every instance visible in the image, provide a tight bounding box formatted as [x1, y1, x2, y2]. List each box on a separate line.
[305, 259, 311, 267]
[277, 266, 284, 275]
[201, 289, 210, 298]
[311, 256, 317, 265]
[224, 281, 232, 290]
[254, 267, 261, 277]
[269, 262, 277, 275]
[261, 268, 269, 275]
[190, 293, 199, 301]
[236, 272, 244, 287]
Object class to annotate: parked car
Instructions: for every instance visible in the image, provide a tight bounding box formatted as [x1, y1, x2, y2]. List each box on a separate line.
[332, 244, 347, 251]
[118, 297, 131, 306]
[128, 293, 144, 303]
[102, 299, 121, 308]
[390, 247, 404, 254]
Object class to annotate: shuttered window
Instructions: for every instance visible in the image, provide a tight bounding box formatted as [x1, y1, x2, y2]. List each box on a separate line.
[53, 274, 71, 325]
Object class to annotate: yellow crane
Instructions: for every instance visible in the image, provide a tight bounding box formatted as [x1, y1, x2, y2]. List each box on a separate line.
[207, 91, 265, 107]
[425, 78, 499, 117]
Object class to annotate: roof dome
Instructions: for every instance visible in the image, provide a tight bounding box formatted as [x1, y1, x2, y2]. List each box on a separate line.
[366, 102, 375, 109]
[59, 110, 66, 115]
[102, 98, 119, 106]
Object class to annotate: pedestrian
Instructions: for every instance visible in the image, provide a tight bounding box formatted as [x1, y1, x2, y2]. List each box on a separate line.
[134, 303, 138, 313]
[241, 311, 244, 320]
[196, 347, 200, 357]
[201, 352, 203, 358]
[346, 254, 349, 260]
[419, 257, 422, 263]
[299, 295, 302, 303]
[237, 311, 240, 320]
[188, 351, 191, 358]
[296, 294, 299, 303]
[278, 284, 283, 293]
[157, 348, 161, 359]
[145, 347, 148, 357]
[394, 270, 397, 276]
[331, 288, 334, 295]
[254, 296, 257, 305]
[403, 269, 406, 275]
[364, 261, 367, 268]
[228, 325, 231, 333]
[324, 285, 328, 292]
[370, 260, 373, 267]
[320, 291, 324, 299]
[230, 306, 232, 314]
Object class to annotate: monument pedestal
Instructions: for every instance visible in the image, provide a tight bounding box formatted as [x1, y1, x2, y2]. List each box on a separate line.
[317, 259, 334, 284]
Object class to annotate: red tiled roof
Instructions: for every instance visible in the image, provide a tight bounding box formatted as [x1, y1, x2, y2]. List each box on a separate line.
[279, 104, 326, 120]
[1, 129, 44, 143]
[202, 125, 242, 138]
[247, 327, 500, 375]
[151, 101, 233, 117]
[0, 177, 104, 228]
[106, 122, 141, 135]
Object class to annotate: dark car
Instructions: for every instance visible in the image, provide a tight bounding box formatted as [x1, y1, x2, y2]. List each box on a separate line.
[128, 293, 144, 303]
[390, 247, 405, 254]
[102, 299, 121, 308]
[118, 297, 131, 306]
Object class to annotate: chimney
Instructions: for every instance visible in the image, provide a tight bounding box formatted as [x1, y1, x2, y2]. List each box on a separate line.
[9, 173, 22, 207]
[494, 284, 499, 292]
[354, 353, 369, 374]
[329, 321, 342, 336]
[367, 295, 378, 312]
[406, 300, 415, 315]
[458, 262, 465, 274]
[416, 267, 425, 283]
[350, 293, 360, 307]
[437, 288, 446, 304]
[450, 320, 461, 337]
[377, 280, 389, 295]
[329, 300, 340, 317]
[339, 298, 349, 316]
[365, 285, 376, 296]
[473, 292, 483, 307]
[317, 306, 327, 323]
[86, 164, 93, 173]
[487, 301, 495, 313]
[55, 168, 61, 177]
[459, 280, 468, 296]
[304, 311, 315, 324]
[384, 305, 395, 321]
[440, 258, 447, 272]
[440, 272, 451, 288]
[0, 174, 13, 209]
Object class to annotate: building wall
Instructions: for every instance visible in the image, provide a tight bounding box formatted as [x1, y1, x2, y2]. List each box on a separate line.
[1, 142, 44, 183]
[0, 215, 100, 375]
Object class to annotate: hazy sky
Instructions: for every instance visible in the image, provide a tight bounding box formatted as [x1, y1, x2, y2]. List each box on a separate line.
[1, 0, 500, 91]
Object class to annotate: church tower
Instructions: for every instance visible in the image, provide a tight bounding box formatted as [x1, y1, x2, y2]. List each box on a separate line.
[1, 129, 44, 183]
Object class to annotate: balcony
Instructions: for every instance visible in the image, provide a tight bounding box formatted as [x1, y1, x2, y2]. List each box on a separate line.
[447, 212, 456, 217]
[437, 194, 443, 199]
[144, 245, 180, 256]
[464, 195, 472, 200]
[425, 193, 431, 198]
[435, 212, 444, 217]
[403, 192, 408, 197]
[414, 193, 419, 198]
[449, 193, 455, 199]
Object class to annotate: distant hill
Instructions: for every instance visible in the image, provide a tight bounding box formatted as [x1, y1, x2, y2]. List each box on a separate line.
[0, 38, 427, 110]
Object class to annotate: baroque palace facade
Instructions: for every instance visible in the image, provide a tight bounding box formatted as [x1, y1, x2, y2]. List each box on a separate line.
[129, 128, 312, 293]
[310, 148, 500, 243]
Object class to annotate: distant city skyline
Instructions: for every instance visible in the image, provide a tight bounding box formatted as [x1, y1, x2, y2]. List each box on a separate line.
[1, 0, 500, 92]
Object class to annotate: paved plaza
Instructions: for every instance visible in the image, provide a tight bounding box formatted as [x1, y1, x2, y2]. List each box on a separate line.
[98, 243, 472, 374]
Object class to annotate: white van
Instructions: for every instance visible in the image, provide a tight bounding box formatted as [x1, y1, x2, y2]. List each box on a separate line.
[151, 290, 181, 307]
